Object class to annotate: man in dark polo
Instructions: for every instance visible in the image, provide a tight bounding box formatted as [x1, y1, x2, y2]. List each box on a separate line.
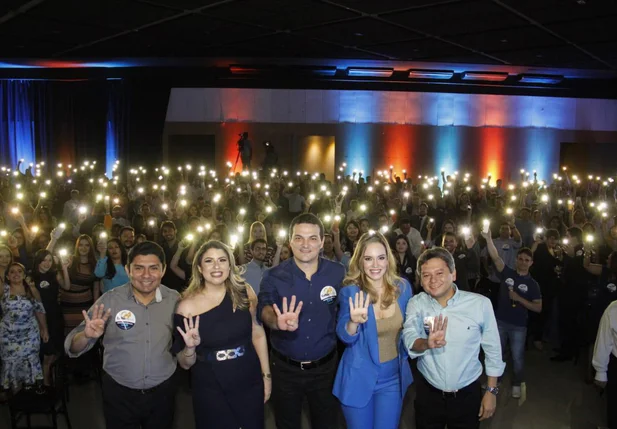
[258, 213, 346, 429]
[65, 241, 180, 429]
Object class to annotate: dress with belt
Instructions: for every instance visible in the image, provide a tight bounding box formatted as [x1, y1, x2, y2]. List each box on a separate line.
[173, 292, 264, 429]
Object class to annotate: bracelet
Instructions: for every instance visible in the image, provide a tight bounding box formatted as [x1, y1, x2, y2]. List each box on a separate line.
[262, 372, 272, 380]
[183, 349, 196, 358]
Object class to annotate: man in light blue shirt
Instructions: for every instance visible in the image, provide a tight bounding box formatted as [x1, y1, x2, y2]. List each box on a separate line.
[403, 247, 505, 429]
[242, 239, 268, 295]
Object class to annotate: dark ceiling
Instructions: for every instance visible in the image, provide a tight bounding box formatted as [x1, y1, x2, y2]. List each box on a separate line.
[1, 0, 616, 70]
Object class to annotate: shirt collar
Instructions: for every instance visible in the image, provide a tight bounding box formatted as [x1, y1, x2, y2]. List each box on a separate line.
[127, 283, 163, 304]
[289, 257, 324, 279]
[428, 284, 460, 307]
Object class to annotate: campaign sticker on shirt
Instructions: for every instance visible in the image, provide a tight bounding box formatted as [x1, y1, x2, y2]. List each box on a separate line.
[608, 283, 617, 293]
[576, 250, 583, 256]
[505, 278, 515, 287]
[517, 284, 528, 293]
[405, 267, 413, 274]
[115, 310, 136, 330]
[39, 280, 50, 289]
[502, 244, 510, 250]
[423, 316, 435, 335]
[458, 253, 466, 259]
[320, 286, 337, 304]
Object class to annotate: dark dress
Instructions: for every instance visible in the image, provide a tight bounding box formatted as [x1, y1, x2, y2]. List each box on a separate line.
[33, 270, 65, 355]
[173, 293, 264, 429]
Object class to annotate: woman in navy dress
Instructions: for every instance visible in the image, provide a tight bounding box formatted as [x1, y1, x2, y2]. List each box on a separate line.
[173, 240, 270, 429]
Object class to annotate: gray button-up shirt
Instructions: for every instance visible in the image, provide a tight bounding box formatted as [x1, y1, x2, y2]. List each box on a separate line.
[64, 283, 180, 390]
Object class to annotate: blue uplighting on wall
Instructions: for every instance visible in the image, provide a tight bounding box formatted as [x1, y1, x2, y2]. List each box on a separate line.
[0, 80, 37, 167]
[434, 127, 461, 184]
[340, 123, 371, 176]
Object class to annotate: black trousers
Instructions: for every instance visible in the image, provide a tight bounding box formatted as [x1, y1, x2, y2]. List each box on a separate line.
[270, 350, 340, 429]
[102, 372, 177, 429]
[415, 375, 483, 429]
[558, 294, 581, 357]
[608, 354, 617, 429]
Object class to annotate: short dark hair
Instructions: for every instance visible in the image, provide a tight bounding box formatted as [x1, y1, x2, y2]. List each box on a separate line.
[416, 247, 455, 278]
[120, 226, 135, 236]
[517, 247, 533, 259]
[160, 220, 176, 231]
[545, 229, 560, 240]
[289, 213, 324, 239]
[250, 238, 268, 251]
[567, 226, 583, 243]
[127, 241, 166, 267]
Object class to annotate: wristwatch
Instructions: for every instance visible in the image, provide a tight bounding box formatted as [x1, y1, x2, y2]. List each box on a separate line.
[486, 386, 499, 396]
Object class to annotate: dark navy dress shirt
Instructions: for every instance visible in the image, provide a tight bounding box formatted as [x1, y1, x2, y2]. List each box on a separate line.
[258, 257, 346, 361]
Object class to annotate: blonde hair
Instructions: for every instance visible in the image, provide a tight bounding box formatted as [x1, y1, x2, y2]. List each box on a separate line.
[247, 221, 267, 244]
[182, 240, 249, 310]
[343, 232, 402, 309]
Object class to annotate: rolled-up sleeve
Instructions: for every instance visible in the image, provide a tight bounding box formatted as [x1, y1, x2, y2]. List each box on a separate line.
[402, 297, 428, 358]
[480, 298, 506, 377]
[64, 296, 108, 358]
[257, 270, 279, 324]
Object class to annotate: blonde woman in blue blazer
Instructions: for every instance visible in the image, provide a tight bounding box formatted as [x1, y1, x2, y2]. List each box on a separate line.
[333, 232, 414, 429]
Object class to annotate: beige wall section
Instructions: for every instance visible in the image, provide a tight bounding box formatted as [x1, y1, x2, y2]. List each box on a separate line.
[298, 136, 335, 181]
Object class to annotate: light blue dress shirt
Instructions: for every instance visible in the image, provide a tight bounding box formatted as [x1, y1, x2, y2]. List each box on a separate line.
[242, 260, 267, 296]
[402, 286, 505, 392]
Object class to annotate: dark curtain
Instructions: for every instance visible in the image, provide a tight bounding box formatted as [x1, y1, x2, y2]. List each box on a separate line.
[0, 80, 44, 167]
[0, 78, 170, 169]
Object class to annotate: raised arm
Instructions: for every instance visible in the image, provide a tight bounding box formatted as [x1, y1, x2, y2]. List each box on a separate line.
[481, 230, 505, 273]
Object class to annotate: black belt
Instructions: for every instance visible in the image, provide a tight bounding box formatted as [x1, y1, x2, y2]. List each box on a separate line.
[271, 348, 336, 370]
[422, 376, 479, 398]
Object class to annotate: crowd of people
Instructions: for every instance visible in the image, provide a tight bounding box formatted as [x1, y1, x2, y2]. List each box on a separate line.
[0, 155, 615, 429]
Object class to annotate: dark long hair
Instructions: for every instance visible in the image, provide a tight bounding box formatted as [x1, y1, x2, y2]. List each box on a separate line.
[104, 238, 128, 279]
[30, 249, 57, 285]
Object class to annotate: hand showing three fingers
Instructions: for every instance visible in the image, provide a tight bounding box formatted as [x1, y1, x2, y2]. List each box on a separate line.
[349, 291, 371, 324]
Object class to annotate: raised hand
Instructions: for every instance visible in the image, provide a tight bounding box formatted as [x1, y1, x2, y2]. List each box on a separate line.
[176, 315, 201, 349]
[349, 291, 370, 324]
[83, 304, 111, 340]
[96, 240, 107, 256]
[273, 296, 303, 331]
[427, 314, 448, 349]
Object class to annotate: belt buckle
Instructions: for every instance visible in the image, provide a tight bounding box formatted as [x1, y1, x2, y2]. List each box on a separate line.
[442, 389, 457, 398]
[300, 361, 312, 370]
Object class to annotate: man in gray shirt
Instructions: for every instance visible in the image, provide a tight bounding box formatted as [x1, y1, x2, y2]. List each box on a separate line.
[242, 238, 268, 295]
[65, 241, 180, 429]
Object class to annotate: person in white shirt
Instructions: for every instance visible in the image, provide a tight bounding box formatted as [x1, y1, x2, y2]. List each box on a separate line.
[62, 190, 81, 224]
[592, 300, 617, 429]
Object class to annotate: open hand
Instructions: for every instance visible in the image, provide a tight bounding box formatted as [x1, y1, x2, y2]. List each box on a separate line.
[349, 291, 370, 324]
[83, 304, 111, 339]
[176, 315, 201, 348]
[273, 296, 303, 331]
[427, 314, 448, 349]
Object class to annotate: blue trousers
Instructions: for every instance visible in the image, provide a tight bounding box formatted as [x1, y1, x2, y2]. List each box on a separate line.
[497, 320, 527, 386]
[341, 358, 402, 429]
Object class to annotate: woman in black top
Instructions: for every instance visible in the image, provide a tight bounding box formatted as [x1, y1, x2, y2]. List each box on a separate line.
[393, 234, 417, 293]
[29, 250, 71, 386]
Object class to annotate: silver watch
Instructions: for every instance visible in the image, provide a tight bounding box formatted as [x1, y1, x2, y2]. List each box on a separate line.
[486, 386, 499, 396]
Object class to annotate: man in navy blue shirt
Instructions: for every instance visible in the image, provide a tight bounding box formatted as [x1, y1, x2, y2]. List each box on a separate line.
[483, 231, 542, 399]
[258, 213, 346, 429]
